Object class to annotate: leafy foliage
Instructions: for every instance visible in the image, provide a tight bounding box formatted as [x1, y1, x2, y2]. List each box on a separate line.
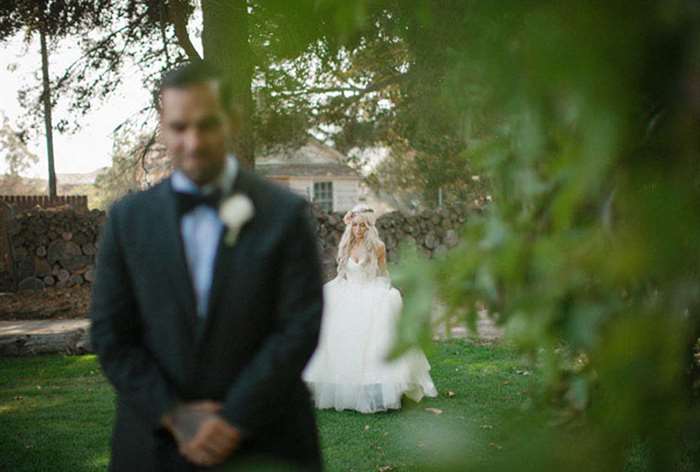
[251, 1, 496, 207]
[0, 114, 43, 194]
[0, 114, 38, 176]
[93, 131, 153, 209]
[382, 1, 700, 469]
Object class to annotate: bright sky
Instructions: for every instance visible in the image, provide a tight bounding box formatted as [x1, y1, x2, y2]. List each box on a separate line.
[0, 33, 162, 178]
[0, 13, 382, 181]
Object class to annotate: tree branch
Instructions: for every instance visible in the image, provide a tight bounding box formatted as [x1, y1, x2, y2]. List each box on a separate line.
[272, 86, 364, 97]
[159, 0, 172, 66]
[168, 0, 201, 61]
[53, 12, 149, 91]
[271, 72, 409, 98]
[270, 73, 406, 98]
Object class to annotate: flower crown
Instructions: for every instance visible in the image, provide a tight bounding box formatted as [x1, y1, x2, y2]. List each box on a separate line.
[343, 204, 375, 225]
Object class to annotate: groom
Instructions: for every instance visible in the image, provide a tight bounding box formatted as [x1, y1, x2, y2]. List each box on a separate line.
[90, 61, 324, 471]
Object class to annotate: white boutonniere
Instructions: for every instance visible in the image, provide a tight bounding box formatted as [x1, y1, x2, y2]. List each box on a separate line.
[219, 194, 254, 246]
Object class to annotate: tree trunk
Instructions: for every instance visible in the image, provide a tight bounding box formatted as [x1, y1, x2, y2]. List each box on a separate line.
[39, 26, 57, 199]
[169, 0, 201, 61]
[201, 0, 255, 170]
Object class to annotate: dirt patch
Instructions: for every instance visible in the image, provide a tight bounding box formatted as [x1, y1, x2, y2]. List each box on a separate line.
[0, 287, 91, 320]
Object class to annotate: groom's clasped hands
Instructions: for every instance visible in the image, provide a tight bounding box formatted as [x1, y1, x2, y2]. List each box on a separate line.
[161, 400, 242, 467]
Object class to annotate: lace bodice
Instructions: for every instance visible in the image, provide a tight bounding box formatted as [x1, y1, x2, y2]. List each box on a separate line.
[344, 258, 372, 283]
[340, 258, 392, 289]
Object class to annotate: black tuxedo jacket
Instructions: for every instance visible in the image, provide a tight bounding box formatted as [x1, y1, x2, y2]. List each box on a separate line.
[90, 169, 324, 471]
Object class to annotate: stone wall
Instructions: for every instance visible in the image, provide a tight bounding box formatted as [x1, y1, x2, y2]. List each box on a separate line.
[9, 208, 105, 290]
[312, 204, 471, 280]
[0, 202, 14, 291]
[2, 204, 472, 291]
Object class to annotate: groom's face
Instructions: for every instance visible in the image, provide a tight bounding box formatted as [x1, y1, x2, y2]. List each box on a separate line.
[160, 81, 228, 186]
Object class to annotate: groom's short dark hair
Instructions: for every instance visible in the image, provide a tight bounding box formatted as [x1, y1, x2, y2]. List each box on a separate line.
[159, 61, 231, 108]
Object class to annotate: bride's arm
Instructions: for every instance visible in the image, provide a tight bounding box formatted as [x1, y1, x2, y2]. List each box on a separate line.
[376, 242, 387, 273]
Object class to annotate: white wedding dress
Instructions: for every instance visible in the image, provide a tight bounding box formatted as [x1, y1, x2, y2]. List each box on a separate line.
[303, 257, 438, 413]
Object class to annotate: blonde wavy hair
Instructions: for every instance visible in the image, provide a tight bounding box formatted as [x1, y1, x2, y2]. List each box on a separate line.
[336, 206, 388, 280]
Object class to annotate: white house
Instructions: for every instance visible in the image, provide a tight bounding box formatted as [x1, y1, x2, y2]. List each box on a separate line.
[137, 137, 368, 213]
[255, 139, 362, 213]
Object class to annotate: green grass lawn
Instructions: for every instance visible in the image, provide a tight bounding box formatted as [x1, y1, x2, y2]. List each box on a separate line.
[0, 340, 539, 471]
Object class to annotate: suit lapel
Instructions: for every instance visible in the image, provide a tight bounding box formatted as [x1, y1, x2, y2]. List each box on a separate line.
[158, 179, 198, 341]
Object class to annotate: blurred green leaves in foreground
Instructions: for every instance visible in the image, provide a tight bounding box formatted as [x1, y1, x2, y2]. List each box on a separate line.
[386, 1, 700, 470]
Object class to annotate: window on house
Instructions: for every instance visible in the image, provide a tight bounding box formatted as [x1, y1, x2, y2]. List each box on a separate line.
[313, 181, 333, 212]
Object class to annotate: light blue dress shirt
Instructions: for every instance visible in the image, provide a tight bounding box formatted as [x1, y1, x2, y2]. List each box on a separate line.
[171, 156, 239, 319]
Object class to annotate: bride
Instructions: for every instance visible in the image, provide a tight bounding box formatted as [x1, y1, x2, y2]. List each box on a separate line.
[303, 205, 437, 413]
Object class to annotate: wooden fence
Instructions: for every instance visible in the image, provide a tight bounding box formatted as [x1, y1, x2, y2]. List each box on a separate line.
[0, 195, 88, 212]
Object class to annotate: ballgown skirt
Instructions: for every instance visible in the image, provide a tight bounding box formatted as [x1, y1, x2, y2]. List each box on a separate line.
[303, 259, 437, 413]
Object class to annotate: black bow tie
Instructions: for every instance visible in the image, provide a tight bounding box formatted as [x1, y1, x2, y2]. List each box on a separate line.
[175, 190, 222, 216]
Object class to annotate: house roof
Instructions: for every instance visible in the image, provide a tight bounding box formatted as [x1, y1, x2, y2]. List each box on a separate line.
[256, 163, 359, 178]
[255, 139, 361, 179]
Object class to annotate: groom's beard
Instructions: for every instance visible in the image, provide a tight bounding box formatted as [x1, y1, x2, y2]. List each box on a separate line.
[175, 154, 226, 187]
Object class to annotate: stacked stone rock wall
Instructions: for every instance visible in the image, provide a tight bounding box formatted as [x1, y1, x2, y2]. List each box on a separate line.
[312, 204, 471, 280]
[4, 204, 472, 290]
[0, 202, 14, 291]
[9, 208, 105, 290]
